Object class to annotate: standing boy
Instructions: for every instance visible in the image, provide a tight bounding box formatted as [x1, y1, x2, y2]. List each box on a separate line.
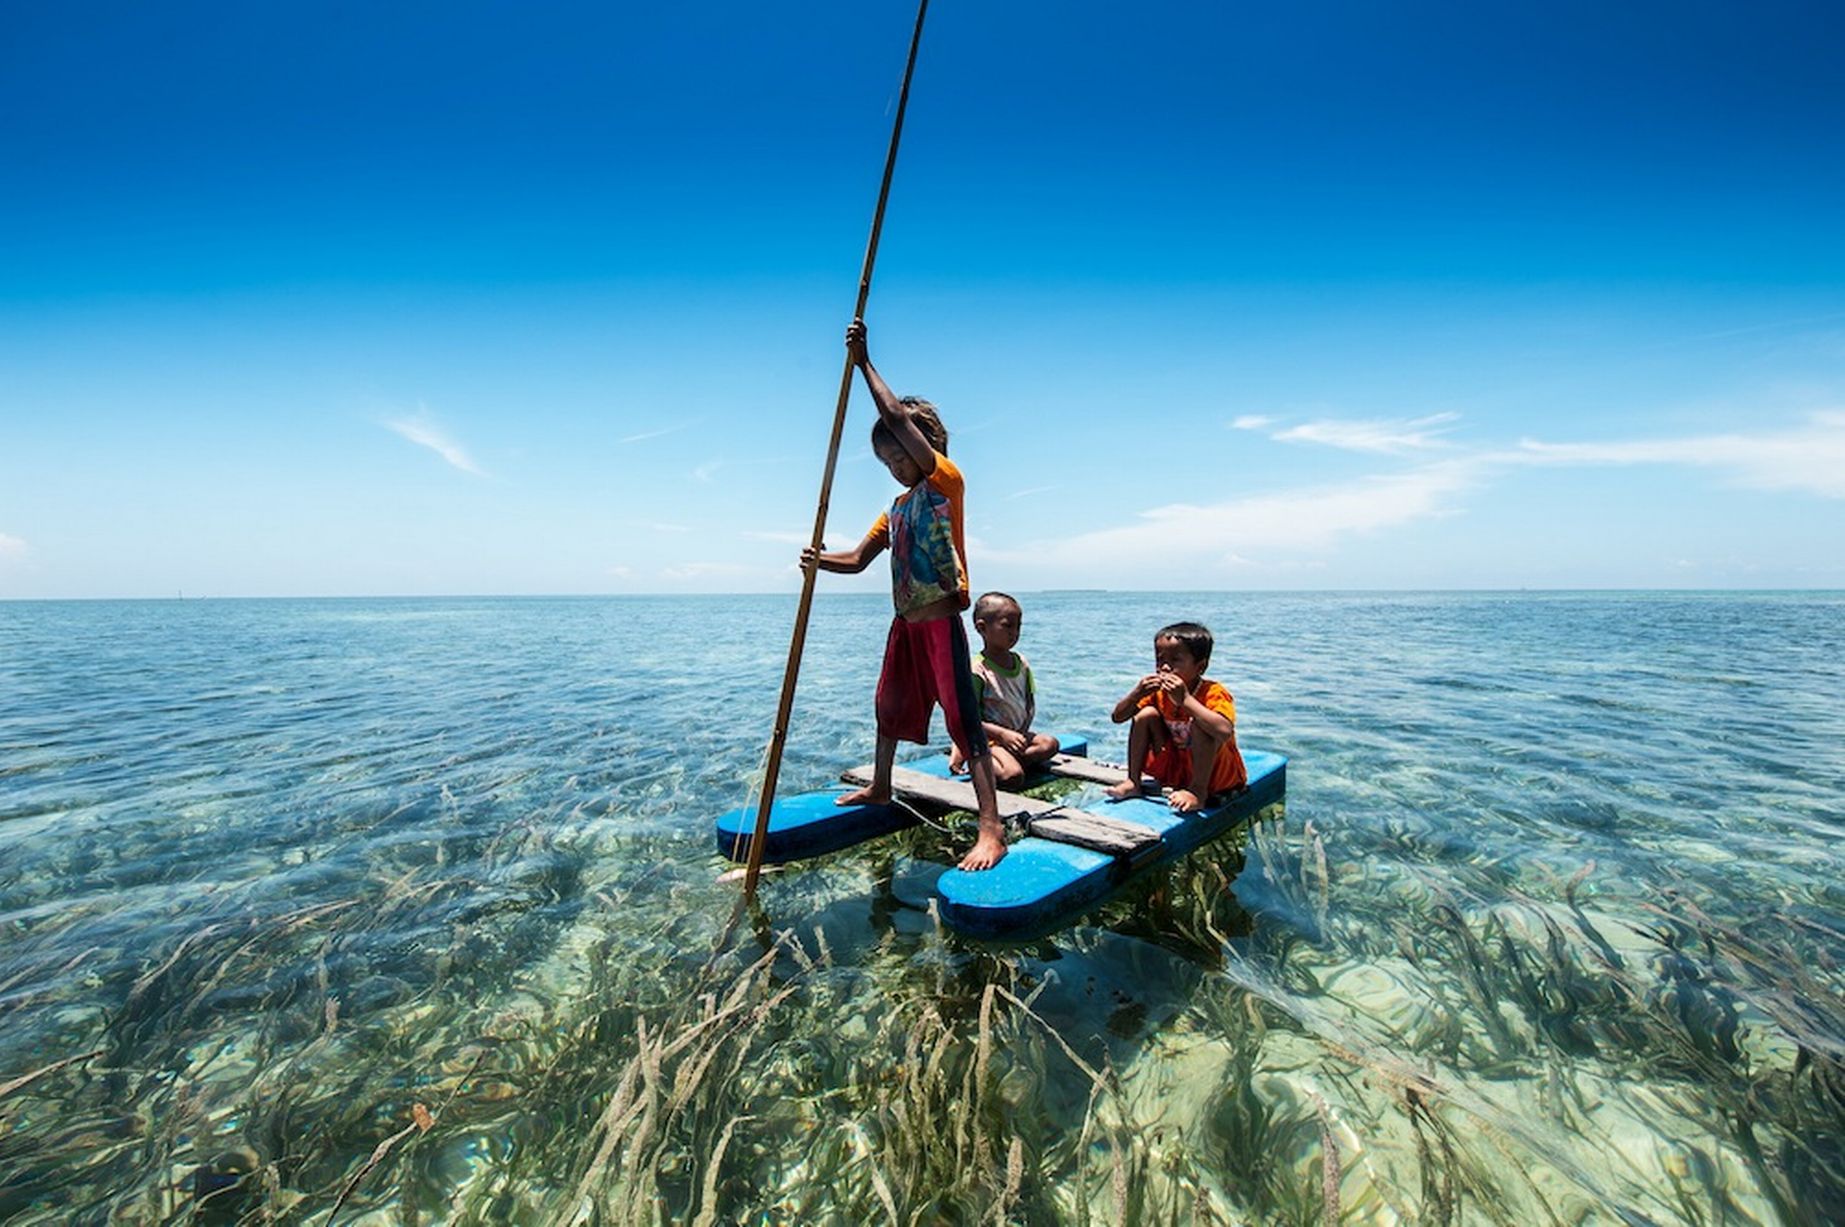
[1105, 622, 1248, 813]
[801, 321, 1008, 870]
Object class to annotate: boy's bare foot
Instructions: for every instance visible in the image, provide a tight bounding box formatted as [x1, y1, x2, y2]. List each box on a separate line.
[1168, 788, 1202, 813]
[836, 785, 890, 807]
[1105, 778, 1143, 801]
[958, 830, 1008, 871]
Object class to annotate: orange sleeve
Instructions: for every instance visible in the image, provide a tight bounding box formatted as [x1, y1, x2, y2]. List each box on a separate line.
[928, 452, 963, 500]
[927, 453, 969, 600]
[866, 511, 890, 548]
[1204, 682, 1237, 723]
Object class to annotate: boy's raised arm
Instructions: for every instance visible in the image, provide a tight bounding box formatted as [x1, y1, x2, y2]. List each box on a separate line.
[1111, 675, 1161, 722]
[847, 319, 936, 474]
[801, 528, 888, 576]
[1176, 687, 1235, 740]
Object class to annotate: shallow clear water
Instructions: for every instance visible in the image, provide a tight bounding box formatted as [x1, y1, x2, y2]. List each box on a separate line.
[2, 592, 1842, 1223]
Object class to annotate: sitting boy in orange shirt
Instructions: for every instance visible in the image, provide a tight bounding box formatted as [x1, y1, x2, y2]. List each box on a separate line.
[1105, 621, 1248, 813]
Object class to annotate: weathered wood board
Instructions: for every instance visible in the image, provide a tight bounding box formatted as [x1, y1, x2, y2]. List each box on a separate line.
[838, 765, 1057, 819]
[840, 764, 1163, 858]
[1043, 754, 1135, 786]
[717, 734, 1090, 867]
[1027, 810, 1162, 858]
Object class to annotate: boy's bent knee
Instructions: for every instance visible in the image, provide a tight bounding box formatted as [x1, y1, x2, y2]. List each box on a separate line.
[1190, 722, 1227, 753]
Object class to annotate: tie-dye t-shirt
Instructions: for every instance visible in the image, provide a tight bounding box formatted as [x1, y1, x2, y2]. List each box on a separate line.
[866, 452, 970, 616]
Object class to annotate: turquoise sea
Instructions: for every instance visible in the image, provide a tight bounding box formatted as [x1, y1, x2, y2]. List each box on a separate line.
[2, 592, 1842, 1223]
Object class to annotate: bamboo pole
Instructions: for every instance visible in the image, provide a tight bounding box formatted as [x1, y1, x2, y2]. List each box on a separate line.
[738, 0, 931, 897]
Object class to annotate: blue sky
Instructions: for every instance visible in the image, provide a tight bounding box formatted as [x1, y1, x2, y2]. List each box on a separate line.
[3, 0, 1842, 597]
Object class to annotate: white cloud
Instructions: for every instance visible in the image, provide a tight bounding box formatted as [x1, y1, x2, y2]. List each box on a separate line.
[1019, 410, 1845, 580]
[969, 408, 1845, 586]
[620, 422, 697, 445]
[607, 565, 634, 579]
[694, 456, 801, 484]
[1271, 412, 1461, 454]
[646, 522, 691, 534]
[742, 529, 810, 545]
[0, 532, 27, 561]
[1231, 415, 1275, 431]
[1514, 410, 1845, 499]
[1001, 485, 1058, 501]
[993, 460, 1483, 572]
[383, 409, 484, 476]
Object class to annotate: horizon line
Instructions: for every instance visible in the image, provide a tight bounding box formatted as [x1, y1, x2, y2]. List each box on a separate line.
[5, 586, 1843, 604]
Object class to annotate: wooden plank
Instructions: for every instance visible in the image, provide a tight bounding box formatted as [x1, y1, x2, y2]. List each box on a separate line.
[839, 765, 1058, 820]
[842, 762, 1168, 861]
[840, 763, 1165, 860]
[1043, 755, 1137, 787]
[846, 753, 1135, 793]
[1027, 809, 1163, 858]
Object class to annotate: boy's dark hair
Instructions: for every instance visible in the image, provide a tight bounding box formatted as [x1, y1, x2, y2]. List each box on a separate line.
[973, 591, 1019, 621]
[1156, 621, 1213, 668]
[870, 396, 949, 455]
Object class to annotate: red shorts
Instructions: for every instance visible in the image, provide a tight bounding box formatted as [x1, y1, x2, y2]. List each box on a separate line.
[1145, 741, 1247, 796]
[875, 615, 989, 759]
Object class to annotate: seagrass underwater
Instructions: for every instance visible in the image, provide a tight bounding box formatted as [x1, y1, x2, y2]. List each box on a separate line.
[2, 591, 1842, 1221]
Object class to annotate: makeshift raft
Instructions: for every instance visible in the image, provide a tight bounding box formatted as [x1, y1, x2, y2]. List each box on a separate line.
[715, 735, 1287, 939]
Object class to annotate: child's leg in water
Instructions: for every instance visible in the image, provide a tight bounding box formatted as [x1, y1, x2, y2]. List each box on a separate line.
[1106, 707, 1166, 800]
